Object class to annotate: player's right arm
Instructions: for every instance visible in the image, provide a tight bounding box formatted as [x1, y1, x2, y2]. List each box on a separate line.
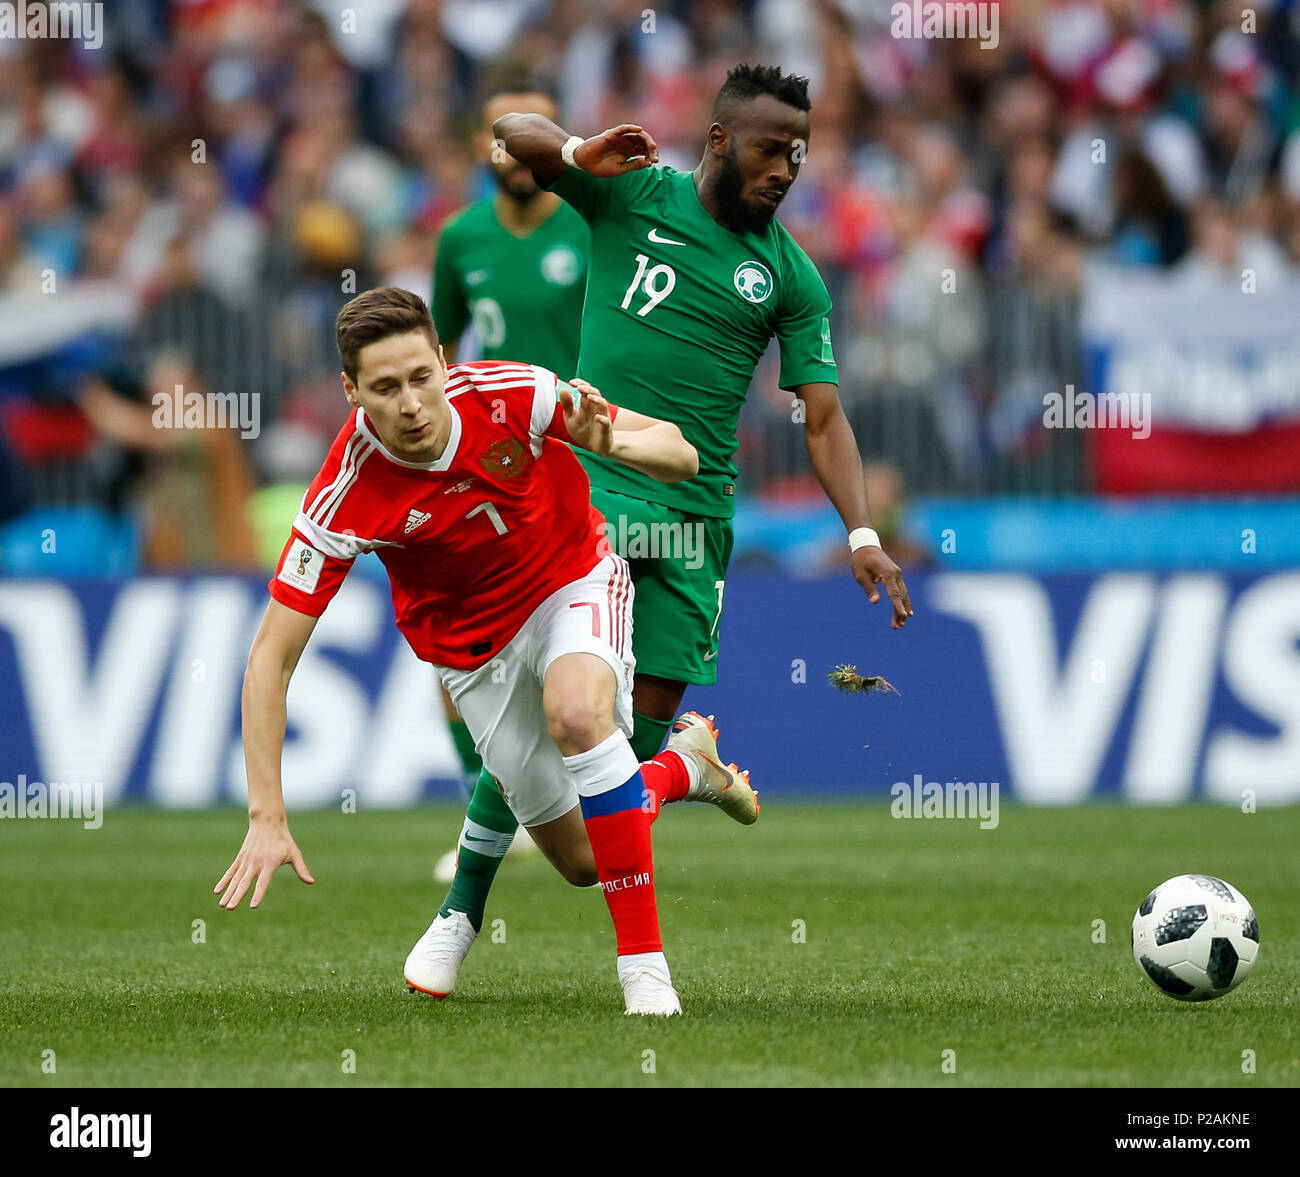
[492, 113, 659, 186]
[215, 598, 318, 910]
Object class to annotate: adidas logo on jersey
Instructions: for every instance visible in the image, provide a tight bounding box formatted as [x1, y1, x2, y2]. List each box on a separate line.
[404, 508, 432, 534]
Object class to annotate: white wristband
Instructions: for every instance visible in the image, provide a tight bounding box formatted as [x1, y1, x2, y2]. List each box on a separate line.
[560, 135, 585, 168]
[848, 527, 881, 552]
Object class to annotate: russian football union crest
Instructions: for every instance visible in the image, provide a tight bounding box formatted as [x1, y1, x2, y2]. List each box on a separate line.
[480, 437, 530, 479]
[733, 260, 773, 303]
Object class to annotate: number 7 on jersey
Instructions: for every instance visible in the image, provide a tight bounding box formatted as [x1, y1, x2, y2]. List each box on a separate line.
[465, 501, 508, 535]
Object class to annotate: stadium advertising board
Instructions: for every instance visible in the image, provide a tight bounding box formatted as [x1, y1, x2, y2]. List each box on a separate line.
[1, 570, 1297, 807]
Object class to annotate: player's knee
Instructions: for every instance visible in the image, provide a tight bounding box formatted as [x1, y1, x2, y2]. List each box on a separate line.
[544, 698, 608, 756]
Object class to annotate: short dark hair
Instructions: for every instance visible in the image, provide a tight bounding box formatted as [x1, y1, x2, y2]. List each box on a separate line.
[336, 287, 439, 383]
[477, 64, 557, 116]
[712, 63, 812, 121]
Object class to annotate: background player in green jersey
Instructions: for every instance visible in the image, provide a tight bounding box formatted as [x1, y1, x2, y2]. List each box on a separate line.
[426, 67, 913, 981]
[432, 88, 588, 374]
[429, 88, 588, 864]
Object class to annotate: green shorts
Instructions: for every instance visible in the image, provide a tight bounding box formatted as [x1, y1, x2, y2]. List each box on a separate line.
[589, 486, 734, 686]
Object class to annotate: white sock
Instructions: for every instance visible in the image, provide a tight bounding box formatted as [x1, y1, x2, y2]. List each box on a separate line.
[562, 729, 640, 799]
[667, 749, 702, 792]
[458, 817, 514, 858]
[617, 950, 672, 985]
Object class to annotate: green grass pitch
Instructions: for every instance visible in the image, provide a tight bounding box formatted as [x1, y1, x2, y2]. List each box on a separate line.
[2, 803, 1296, 1087]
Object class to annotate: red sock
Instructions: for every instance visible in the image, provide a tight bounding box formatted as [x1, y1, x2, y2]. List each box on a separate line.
[639, 751, 690, 822]
[567, 737, 664, 957]
[583, 805, 662, 955]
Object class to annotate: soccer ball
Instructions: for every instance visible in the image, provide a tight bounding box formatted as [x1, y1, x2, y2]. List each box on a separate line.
[1131, 875, 1259, 1002]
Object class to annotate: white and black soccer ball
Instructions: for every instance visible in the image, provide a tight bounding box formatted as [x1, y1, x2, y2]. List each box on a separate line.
[1131, 875, 1259, 1002]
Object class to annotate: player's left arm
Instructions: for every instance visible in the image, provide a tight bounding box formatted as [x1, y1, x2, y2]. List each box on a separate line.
[559, 378, 697, 482]
[778, 246, 913, 628]
[794, 381, 913, 629]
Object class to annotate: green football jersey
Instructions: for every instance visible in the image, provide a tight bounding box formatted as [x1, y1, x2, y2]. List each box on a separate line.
[431, 195, 588, 376]
[548, 163, 837, 519]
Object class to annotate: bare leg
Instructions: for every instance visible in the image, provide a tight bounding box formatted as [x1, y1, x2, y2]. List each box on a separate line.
[524, 804, 597, 886]
[632, 673, 688, 722]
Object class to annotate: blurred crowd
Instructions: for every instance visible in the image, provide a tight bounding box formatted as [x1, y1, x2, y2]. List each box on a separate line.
[1, 0, 1297, 570]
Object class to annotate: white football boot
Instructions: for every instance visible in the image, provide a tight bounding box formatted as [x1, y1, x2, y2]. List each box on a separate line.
[666, 712, 759, 825]
[404, 910, 477, 998]
[620, 965, 683, 1016]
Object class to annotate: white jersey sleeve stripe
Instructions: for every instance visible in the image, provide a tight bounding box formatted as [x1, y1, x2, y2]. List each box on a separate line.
[319, 442, 375, 528]
[292, 509, 401, 561]
[444, 363, 534, 386]
[444, 375, 537, 397]
[445, 381, 534, 400]
[310, 439, 371, 527]
[448, 362, 532, 378]
[530, 365, 560, 442]
[305, 431, 362, 521]
[444, 365, 532, 394]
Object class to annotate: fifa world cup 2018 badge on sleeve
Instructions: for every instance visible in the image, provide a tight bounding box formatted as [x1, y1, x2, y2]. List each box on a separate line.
[277, 543, 324, 593]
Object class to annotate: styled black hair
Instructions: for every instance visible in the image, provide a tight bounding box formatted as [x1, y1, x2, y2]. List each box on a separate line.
[712, 63, 812, 120]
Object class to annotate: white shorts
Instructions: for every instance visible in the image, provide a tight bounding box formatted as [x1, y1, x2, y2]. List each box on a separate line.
[436, 555, 636, 827]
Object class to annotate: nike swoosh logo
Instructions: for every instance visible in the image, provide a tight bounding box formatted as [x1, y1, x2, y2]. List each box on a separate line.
[463, 833, 494, 843]
[647, 228, 686, 247]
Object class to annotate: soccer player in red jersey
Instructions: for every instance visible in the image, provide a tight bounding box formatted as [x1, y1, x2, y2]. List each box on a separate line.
[214, 287, 756, 1014]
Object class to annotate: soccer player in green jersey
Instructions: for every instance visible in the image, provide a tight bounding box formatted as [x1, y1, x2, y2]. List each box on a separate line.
[429, 88, 589, 844]
[422, 65, 912, 994]
[432, 88, 588, 373]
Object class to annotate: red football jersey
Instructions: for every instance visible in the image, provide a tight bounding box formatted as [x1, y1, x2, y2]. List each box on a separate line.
[269, 362, 616, 670]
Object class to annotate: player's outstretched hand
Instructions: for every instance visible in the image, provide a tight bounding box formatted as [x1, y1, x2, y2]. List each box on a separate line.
[214, 818, 314, 910]
[852, 545, 914, 630]
[573, 124, 659, 175]
[559, 378, 614, 457]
